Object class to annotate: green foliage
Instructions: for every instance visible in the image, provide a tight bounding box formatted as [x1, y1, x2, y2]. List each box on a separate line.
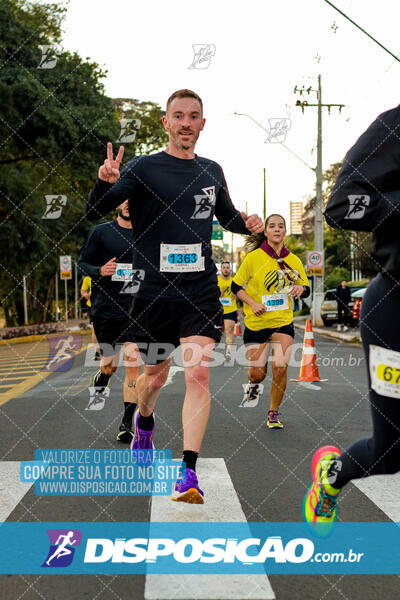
[301, 160, 378, 288]
[348, 279, 370, 288]
[324, 267, 351, 291]
[0, 0, 168, 325]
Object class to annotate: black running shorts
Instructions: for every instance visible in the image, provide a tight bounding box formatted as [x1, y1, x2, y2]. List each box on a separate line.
[92, 317, 135, 356]
[222, 310, 238, 323]
[129, 289, 223, 364]
[243, 322, 295, 344]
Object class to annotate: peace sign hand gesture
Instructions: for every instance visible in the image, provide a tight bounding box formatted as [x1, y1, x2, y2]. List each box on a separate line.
[98, 143, 125, 183]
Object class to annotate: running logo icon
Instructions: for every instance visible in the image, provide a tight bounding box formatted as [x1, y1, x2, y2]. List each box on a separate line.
[191, 186, 216, 219]
[37, 45, 58, 69]
[86, 387, 110, 411]
[43, 335, 82, 372]
[120, 269, 145, 294]
[117, 118, 141, 144]
[42, 529, 81, 567]
[265, 119, 291, 143]
[189, 44, 216, 69]
[42, 195, 67, 219]
[345, 195, 370, 219]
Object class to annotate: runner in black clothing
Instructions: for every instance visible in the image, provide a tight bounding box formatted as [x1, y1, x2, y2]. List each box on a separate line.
[303, 104, 400, 536]
[86, 89, 264, 503]
[78, 199, 141, 443]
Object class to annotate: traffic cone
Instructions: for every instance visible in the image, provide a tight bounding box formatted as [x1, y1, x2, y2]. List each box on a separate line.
[234, 322, 242, 336]
[294, 319, 326, 382]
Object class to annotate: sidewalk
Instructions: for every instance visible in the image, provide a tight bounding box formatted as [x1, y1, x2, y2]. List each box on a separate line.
[0, 318, 91, 345]
[293, 316, 361, 344]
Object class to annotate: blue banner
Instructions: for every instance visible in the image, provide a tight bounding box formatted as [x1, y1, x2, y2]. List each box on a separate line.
[0, 522, 399, 574]
[20, 450, 180, 496]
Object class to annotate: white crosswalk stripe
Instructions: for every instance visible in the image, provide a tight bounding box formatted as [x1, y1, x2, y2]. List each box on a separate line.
[145, 458, 275, 600]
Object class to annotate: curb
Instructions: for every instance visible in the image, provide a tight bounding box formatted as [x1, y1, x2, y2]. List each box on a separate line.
[0, 328, 91, 346]
[294, 321, 361, 345]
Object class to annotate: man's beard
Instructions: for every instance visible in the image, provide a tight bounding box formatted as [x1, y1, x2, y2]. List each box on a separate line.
[173, 130, 199, 150]
[117, 210, 130, 222]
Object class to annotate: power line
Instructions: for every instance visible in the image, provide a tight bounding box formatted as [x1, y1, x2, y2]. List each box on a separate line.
[233, 112, 315, 172]
[324, 0, 400, 63]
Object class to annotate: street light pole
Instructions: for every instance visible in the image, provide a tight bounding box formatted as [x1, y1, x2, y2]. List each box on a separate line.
[314, 75, 324, 326]
[294, 76, 344, 326]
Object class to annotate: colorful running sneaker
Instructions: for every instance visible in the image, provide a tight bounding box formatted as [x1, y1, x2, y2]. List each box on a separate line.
[303, 445, 342, 537]
[172, 467, 204, 504]
[130, 409, 155, 451]
[267, 409, 283, 428]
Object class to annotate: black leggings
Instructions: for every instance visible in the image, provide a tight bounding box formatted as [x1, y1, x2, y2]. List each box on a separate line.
[335, 272, 400, 488]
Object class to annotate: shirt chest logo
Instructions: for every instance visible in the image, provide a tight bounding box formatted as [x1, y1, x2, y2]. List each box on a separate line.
[264, 269, 298, 292]
[191, 186, 216, 219]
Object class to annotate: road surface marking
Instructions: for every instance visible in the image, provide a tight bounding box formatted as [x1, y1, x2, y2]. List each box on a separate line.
[353, 472, 400, 521]
[145, 458, 275, 599]
[0, 462, 34, 521]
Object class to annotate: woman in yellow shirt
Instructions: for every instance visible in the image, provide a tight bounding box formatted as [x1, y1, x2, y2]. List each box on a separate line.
[232, 214, 310, 428]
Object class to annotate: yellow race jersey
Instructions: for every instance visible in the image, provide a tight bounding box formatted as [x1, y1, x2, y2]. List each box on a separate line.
[81, 276, 92, 307]
[217, 275, 237, 314]
[233, 248, 309, 330]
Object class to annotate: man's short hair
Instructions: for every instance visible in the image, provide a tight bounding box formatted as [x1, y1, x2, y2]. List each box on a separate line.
[221, 261, 230, 266]
[166, 89, 203, 113]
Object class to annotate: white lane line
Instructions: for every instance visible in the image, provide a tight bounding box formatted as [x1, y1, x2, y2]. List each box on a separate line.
[0, 462, 33, 521]
[353, 472, 400, 521]
[145, 458, 275, 600]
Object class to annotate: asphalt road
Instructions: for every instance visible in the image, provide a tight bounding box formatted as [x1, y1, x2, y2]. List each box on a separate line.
[0, 329, 399, 600]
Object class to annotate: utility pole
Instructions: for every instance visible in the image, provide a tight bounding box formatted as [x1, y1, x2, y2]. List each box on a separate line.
[55, 272, 59, 321]
[263, 168, 266, 221]
[74, 261, 78, 320]
[64, 278, 68, 322]
[294, 75, 344, 326]
[23, 276, 28, 325]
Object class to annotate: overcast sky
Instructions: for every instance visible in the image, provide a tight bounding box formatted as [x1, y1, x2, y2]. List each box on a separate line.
[58, 0, 400, 231]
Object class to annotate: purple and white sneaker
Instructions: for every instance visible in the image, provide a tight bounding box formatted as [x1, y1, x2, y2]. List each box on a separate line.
[172, 467, 204, 504]
[130, 408, 155, 451]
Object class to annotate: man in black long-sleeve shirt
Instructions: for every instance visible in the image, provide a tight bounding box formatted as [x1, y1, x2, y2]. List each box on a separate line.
[79, 199, 141, 443]
[335, 280, 351, 331]
[86, 89, 264, 503]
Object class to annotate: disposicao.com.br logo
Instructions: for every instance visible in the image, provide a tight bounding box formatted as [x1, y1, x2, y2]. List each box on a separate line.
[84, 534, 314, 565]
[0, 522, 394, 575]
[41, 529, 82, 567]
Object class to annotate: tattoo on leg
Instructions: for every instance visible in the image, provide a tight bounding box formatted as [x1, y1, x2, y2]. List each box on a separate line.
[127, 380, 136, 388]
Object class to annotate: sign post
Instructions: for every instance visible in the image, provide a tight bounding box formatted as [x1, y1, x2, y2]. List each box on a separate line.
[307, 251, 324, 326]
[60, 256, 72, 322]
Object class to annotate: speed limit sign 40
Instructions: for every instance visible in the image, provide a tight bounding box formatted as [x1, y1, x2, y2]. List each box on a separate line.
[307, 251, 324, 269]
[307, 251, 324, 275]
[60, 255, 72, 280]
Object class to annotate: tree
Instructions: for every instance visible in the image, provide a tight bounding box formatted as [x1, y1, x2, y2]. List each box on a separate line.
[0, 0, 168, 325]
[300, 161, 377, 288]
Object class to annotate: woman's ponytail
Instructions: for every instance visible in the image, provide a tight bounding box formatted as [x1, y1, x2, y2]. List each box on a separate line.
[243, 213, 287, 254]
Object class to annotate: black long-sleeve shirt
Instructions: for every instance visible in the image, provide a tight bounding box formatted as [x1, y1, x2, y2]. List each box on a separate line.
[86, 151, 248, 300]
[78, 220, 134, 319]
[325, 105, 400, 274]
[335, 285, 351, 307]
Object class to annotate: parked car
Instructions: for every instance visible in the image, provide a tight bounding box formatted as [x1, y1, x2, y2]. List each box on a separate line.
[351, 287, 367, 325]
[320, 287, 364, 327]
